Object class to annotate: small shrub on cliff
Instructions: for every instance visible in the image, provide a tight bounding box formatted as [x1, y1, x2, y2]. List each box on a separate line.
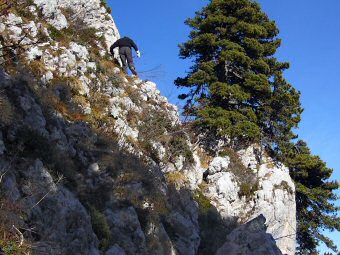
[138, 141, 161, 163]
[166, 135, 194, 165]
[0, 92, 14, 125]
[29, 60, 47, 76]
[194, 189, 212, 214]
[89, 206, 112, 251]
[48, 25, 66, 41]
[100, 0, 112, 13]
[138, 109, 194, 165]
[10, 0, 36, 21]
[97, 59, 118, 75]
[220, 147, 257, 186]
[166, 171, 187, 188]
[0, 240, 31, 255]
[274, 180, 294, 195]
[238, 181, 259, 201]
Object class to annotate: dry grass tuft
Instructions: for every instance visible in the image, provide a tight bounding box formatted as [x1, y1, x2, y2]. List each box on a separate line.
[29, 60, 47, 76]
[166, 171, 187, 188]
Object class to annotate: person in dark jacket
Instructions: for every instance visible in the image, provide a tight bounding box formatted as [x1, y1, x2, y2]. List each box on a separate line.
[110, 36, 140, 75]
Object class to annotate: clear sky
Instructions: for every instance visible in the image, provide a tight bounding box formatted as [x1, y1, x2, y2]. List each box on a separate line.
[109, 0, 340, 253]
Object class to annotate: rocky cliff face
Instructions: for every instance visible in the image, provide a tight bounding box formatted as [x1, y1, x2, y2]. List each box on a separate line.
[0, 1, 296, 255]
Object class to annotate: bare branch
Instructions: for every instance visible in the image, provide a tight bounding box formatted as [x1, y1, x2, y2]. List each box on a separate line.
[0, 170, 8, 184]
[274, 233, 297, 241]
[12, 225, 24, 247]
[31, 174, 64, 209]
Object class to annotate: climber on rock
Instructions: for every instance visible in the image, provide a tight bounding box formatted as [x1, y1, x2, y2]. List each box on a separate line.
[110, 36, 140, 76]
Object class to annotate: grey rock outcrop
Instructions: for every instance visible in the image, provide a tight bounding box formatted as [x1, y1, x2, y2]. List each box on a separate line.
[203, 146, 296, 255]
[106, 245, 126, 255]
[216, 215, 283, 255]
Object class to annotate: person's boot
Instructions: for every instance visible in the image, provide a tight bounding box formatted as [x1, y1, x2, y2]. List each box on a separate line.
[122, 66, 128, 74]
[130, 67, 138, 77]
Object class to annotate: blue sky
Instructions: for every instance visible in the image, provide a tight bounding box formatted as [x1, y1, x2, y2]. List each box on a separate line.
[109, 0, 340, 253]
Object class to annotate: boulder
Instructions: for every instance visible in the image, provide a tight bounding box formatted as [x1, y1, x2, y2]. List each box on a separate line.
[216, 215, 283, 255]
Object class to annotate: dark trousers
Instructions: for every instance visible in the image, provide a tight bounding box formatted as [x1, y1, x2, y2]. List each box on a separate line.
[119, 46, 137, 75]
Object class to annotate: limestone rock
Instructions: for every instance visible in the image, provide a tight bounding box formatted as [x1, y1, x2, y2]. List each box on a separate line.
[204, 149, 296, 255]
[23, 160, 100, 255]
[216, 215, 283, 255]
[184, 152, 204, 189]
[104, 207, 146, 255]
[208, 156, 230, 175]
[105, 245, 126, 255]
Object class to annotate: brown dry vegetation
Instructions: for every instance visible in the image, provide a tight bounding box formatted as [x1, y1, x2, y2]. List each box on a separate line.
[0, 196, 31, 255]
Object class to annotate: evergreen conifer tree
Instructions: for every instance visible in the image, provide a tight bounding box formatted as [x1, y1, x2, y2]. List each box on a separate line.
[176, 0, 339, 253]
[284, 141, 339, 254]
[175, 0, 302, 146]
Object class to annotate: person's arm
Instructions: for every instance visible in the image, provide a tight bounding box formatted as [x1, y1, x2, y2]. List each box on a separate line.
[129, 39, 140, 58]
[129, 38, 139, 52]
[110, 40, 120, 55]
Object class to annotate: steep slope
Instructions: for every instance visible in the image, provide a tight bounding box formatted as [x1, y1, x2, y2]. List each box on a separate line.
[0, 1, 295, 255]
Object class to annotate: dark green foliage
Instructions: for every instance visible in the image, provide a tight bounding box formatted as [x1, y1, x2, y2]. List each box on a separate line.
[100, 0, 112, 14]
[194, 189, 213, 213]
[283, 141, 340, 254]
[48, 25, 65, 41]
[48, 20, 98, 47]
[238, 182, 259, 200]
[176, 0, 302, 146]
[0, 240, 30, 255]
[139, 140, 161, 163]
[89, 206, 112, 251]
[167, 136, 194, 165]
[138, 110, 193, 165]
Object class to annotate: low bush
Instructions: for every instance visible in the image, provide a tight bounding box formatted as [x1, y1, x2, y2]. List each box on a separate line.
[100, 0, 112, 13]
[29, 60, 47, 76]
[89, 206, 112, 251]
[166, 171, 187, 188]
[166, 135, 194, 165]
[0, 240, 31, 255]
[238, 181, 259, 201]
[0, 92, 14, 125]
[194, 189, 212, 214]
[220, 147, 258, 195]
[274, 180, 294, 195]
[48, 25, 67, 42]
